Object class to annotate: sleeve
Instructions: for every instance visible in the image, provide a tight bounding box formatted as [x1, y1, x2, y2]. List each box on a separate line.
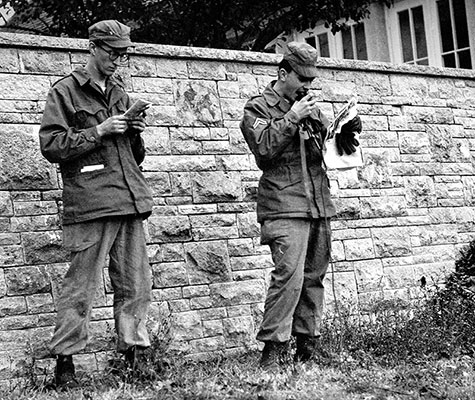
[129, 133, 146, 165]
[39, 85, 103, 163]
[239, 98, 300, 166]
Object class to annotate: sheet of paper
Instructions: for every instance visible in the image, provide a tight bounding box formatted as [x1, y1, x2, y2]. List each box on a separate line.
[123, 99, 153, 119]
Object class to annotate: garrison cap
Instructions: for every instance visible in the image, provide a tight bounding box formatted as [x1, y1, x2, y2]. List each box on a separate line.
[283, 41, 319, 78]
[88, 20, 133, 48]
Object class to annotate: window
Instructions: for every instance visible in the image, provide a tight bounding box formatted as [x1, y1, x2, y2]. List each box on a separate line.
[305, 33, 330, 58]
[387, 0, 474, 69]
[299, 22, 367, 60]
[342, 23, 368, 60]
[437, 0, 472, 69]
[397, 5, 429, 65]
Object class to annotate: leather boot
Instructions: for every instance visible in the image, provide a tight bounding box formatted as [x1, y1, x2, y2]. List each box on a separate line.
[260, 341, 287, 372]
[124, 345, 157, 379]
[54, 354, 79, 389]
[294, 334, 330, 362]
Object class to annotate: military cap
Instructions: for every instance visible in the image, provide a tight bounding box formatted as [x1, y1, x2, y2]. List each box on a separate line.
[283, 41, 319, 78]
[88, 20, 133, 48]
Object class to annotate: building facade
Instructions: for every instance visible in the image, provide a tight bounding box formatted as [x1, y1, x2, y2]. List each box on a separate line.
[278, 0, 475, 70]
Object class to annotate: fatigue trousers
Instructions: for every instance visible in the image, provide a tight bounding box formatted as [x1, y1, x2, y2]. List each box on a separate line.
[256, 218, 331, 343]
[50, 216, 152, 356]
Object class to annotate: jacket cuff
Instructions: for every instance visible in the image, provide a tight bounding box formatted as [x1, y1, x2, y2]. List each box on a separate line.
[86, 127, 103, 144]
[287, 110, 300, 125]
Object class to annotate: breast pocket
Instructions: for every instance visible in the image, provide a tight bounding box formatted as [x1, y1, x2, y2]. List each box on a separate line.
[74, 103, 107, 129]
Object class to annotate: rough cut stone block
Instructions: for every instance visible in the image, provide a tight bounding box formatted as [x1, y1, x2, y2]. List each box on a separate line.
[230, 255, 272, 271]
[218, 81, 240, 98]
[175, 80, 222, 127]
[161, 243, 185, 261]
[0, 125, 58, 190]
[0, 48, 19, 72]
[152, 261, 189, 288]
[13, 200, 58, 216]
[20, 50, 71, 75]
[228, 238, 254, 257]
[155, 59, 188, 78]
[142, 155, 216, 172]
[192, 171, 241, 203]
[0, 74, 51, 100]
[344, 238, 376, 260]
[0, 296, 27, 317]
[220, 98, 247, 120]
[22, 231, 67, 264]
[223, 316, 254, 347]
[0, 192, 13, 217]
[0, 246, 24, 267]
[173, 310, 203, 340]
[427, 125, 469, 162]
[185, 241, 231, 284]
[188, 60, 226, 80]
[10, 215, 60, 232]
[405, 176, 437, 208]
[210, 279, 264, 307]
[354, 259, 385, 293]
[360, 196, 407, 218]
[372, 227, 412, 258]
[237, 212, 260, 237]
[202, 320, 224, 337]
[148, 216, 192, 243]
[5, 266, 51, 296]
[142, 127, 171, 154]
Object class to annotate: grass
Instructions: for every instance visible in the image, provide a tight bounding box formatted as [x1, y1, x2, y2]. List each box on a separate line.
[4, 242, 475, 399]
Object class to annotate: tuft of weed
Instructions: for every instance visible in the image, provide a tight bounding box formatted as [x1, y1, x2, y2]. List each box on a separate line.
[320, 240, 475, 367]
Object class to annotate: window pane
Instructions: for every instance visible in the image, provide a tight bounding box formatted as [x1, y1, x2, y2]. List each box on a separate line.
[305, 36, 317, 49]
[443, 53, 456, 67]
[342, 29, 354, 59]
[437, 0, 454, 52]
[412, 6, 428, 60]
[318, 33, 330, 57]
[453, 0, 469, 49]
[354, 23, 368, 60]
[417, 58, 429, 65]
[458, 50, 472, 69]
[398, 10, 414, 62]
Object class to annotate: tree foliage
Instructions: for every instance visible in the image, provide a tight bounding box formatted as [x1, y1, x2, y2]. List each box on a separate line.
[1, 0, 393, 51]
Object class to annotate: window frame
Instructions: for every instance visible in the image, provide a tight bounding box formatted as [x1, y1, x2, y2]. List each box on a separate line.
[297, 20, 368, 61]
[385, 0, 474, 68]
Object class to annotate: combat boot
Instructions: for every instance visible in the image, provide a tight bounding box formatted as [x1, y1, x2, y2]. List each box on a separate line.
[54, 354, 79, 389]
[124, 345, 157, 379]
[294, 334, 330, 363]
[260, 341, 287, 372]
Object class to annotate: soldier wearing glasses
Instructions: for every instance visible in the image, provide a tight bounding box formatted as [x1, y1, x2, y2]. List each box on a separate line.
[39, 20, 154, 388]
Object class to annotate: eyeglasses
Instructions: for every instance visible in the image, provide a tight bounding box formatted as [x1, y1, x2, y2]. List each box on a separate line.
[95, 43, 129, 63]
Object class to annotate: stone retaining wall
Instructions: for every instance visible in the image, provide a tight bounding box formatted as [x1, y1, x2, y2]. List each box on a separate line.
[0, 32, 474, 386]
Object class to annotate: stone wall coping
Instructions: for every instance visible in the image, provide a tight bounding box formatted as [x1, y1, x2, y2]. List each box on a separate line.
[1, 31, 474, 80]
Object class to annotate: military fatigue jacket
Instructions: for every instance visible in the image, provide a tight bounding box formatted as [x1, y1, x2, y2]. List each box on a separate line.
[39, 67, 153, 225]
[240, 81, 336, 222]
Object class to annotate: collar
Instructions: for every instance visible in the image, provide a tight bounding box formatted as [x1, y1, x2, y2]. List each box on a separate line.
[71, 66, 123, 90]
[262, 80, 291, 112]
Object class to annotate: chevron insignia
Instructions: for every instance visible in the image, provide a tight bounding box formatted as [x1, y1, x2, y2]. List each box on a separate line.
[253, 117, 268, 130]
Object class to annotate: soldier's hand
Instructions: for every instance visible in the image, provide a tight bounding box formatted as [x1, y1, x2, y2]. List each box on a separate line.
[290, 94, 319, 121]
[126, 115, 146, 133]
[96, 115, 128, 137]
